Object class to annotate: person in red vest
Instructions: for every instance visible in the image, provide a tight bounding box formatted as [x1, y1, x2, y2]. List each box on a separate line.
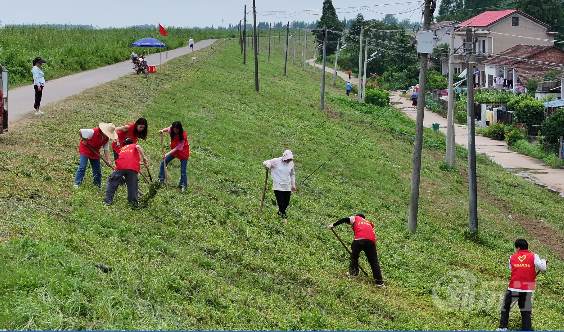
[74, 123, 117, 188]
[158, 121, 189, 191]
[111, 117, 148, 161]
[103, 137, 148, 206]
[348, 70, 351, 79]
[497, 239, 547, 331]
[328, 214, 384, 287]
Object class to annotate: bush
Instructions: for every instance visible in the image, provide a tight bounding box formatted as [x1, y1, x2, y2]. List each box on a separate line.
[505, 123, 527, 146]
[455, 111, 467, 125]
[541, 108, 564, 147]
[507, 94, 545, 131]
[428, 71, 448, 90]
[478, 122, 506, 140]
[365, 87, 390, 107]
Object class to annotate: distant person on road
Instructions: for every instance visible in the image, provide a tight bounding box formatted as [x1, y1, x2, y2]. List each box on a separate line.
[263, 150, 296, 221]
[348, 70, 352, 79]
[74, 123, 118, 188]
[496, 239, 547, 332]
[189, 37, 194, 51]
[411, 92, 419, 108]
[328, 214, 385, 287]
[346, 82, 352, 96]
[159, 121, 190, 191]
[103, 137, 148, 207]
[111, 118, 148, 161]
[31, 57, 47, 115]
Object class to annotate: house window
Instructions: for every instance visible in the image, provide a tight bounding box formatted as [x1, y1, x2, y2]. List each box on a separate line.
[512, 17, 519, 26]
[482, 40, 486, 54]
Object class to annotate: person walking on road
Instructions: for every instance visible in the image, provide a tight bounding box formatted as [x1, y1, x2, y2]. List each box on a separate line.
[158, 121, 190, 191]
[346, 82, 352, 96]
[411, 92, 418, 108]
[263, 150, 296, 221]
[103, 137, 148, 207]
[348, 70, 351, 79]
[111, 117, 148, 161]
[74, 123, 118, 188]
[328, 214, 385, 287]
[31, 57, 47, 115]
[189, 37, 194, 51]
[497, 239, 547, 332]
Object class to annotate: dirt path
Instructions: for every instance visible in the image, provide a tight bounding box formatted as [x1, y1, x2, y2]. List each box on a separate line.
[306, 60, 564, 196]
[8, 39, 217, 123]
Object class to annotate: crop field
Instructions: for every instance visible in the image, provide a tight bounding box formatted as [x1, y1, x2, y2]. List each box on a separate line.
[0, 39, 563, 330]
[0, 26, 239, 87]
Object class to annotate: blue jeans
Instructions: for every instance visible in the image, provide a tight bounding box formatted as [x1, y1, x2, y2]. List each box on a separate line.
[74, 154, 102, 187]
[158, 155, 188, 188]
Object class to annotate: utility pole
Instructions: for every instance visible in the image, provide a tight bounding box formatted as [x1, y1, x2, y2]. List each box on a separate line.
[243, 6, 247, 65]
[333, 38, 340, 86]
[293, 31, 297, 64]
[284, 21, 289, 76]
[466, 27, 478, 233]
[446, 24, 456, 166]
[253, 0, 259, 92]
[251, 29, 253, 50]
[303, 29, 307, 71]
[358, 26, 364, 102]
[268, 23, 271, 63]
[408, 0, 433, 232]
[362, 37, 368, 103]
[321, 26, 328, 110]
[257, 27, 260, 55]
[239, 21, 243, 54]
[313, 42, 317, 73]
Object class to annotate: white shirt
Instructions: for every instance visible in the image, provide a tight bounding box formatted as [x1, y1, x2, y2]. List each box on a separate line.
[507, 253, 547, 292]
[80, 129, 110, 151]
[31, 66, 45, 86]
[263, 157, 295, 191]
[189, 38, 194, 45]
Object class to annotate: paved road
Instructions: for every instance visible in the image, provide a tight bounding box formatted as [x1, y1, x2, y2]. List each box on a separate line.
[307, 60, 564, 196]
[8, 39, 217, 123]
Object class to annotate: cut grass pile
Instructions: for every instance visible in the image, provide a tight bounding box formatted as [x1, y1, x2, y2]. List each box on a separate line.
[0, 39, 563, 330]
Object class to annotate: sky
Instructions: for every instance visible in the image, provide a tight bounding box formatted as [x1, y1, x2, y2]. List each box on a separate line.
[3, 0, 424, 28]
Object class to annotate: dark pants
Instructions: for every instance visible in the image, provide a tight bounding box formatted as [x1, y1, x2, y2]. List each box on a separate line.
[350, 239, 383, 284]
[103, 169, 139, 206]
[499, 290, 533, 331]
[34, 85, 43, 110]
[273, 190, 291, 217]
[412, 99, 417, 107]
[346, 89, 351, 96]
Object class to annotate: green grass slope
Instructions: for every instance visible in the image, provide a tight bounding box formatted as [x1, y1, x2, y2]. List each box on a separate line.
[0, 40, 563, 330]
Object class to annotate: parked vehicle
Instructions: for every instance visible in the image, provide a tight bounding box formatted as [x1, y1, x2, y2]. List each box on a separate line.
[131, 53, 148, 78]
[0, 64, 8, 134]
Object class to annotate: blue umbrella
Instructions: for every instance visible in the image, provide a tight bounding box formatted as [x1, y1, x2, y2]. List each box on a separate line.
[411, 92, 419, 99]
[131, 37, 166, 48]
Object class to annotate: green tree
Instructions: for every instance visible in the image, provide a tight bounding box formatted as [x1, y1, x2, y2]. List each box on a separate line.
[314, 0, 344, 55]
[515, 0, 564, 46]
[541, 109, 564, 146]
[382, 14, 399, 26]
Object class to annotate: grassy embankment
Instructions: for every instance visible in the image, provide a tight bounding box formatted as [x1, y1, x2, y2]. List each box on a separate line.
[0, 39, 563, 330]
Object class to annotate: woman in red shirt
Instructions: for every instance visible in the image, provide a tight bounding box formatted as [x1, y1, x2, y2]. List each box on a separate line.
[111, 117, 148, 161]
[158, 121, 189, 191]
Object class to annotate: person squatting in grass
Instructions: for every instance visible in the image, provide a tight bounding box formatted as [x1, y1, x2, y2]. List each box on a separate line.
[496, 239, 547, 332]
[31, 57, 47, 115]
[74, 123, 117, 188]
[103, 137, 148, 207]
[346, 81, 352, 96]
[263, 150, 296, 221]
[158, 121, 190, 191]
[111, 117, 148, 161]
[328, 214, 385, 287]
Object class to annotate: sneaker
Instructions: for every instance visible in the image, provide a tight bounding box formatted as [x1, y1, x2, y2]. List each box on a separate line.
[35, 110, 44, 115]
[73, 184, 79, 189]
[496, 328, 507, 331]
[376, 283, 386, 288]
[181, 186, 186, 192]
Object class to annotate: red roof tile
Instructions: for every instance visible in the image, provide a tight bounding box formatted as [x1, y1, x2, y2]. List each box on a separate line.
[460, 10, 550, 28]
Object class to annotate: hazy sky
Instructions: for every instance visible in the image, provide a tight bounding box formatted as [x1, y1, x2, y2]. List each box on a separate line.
[3, 0, 423, 28]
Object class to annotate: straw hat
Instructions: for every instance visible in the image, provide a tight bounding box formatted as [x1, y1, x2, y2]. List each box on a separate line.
[282, 150, 294, 161]
[99, 123, 118, 140]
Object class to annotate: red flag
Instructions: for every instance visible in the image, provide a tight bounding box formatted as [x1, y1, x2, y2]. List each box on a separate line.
[159, 23, 167, 36]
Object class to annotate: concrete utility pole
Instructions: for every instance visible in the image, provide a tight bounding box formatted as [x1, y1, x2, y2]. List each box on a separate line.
[239, 21, 243, 54]
[362, 37, 368, 102]
[253, 0, 259, 92]
[268, 23, 271, 63]
[446, 24, 456, 166]
[408, 0, 433, 232]
[358, 26, 364, 102]
[321, 26, 328, 110]
[313, 42, 317, 73]
[284, 22, 290, 76]
[293, 31, 297, 64]
[333, 38, 340, 86]
[303, 29, 307, 71]
[466, 27, 478, 233]
[243, 6, 247, 64]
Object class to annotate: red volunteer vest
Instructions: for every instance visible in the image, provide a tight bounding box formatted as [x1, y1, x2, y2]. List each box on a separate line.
[171, 131, 190, 160]
[111, 123, 139, 152]
[79, 128, 109, 159]
[115, 144, 140, 173]
[351, 216, 376, 243]
[508, 250, 537, 291]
